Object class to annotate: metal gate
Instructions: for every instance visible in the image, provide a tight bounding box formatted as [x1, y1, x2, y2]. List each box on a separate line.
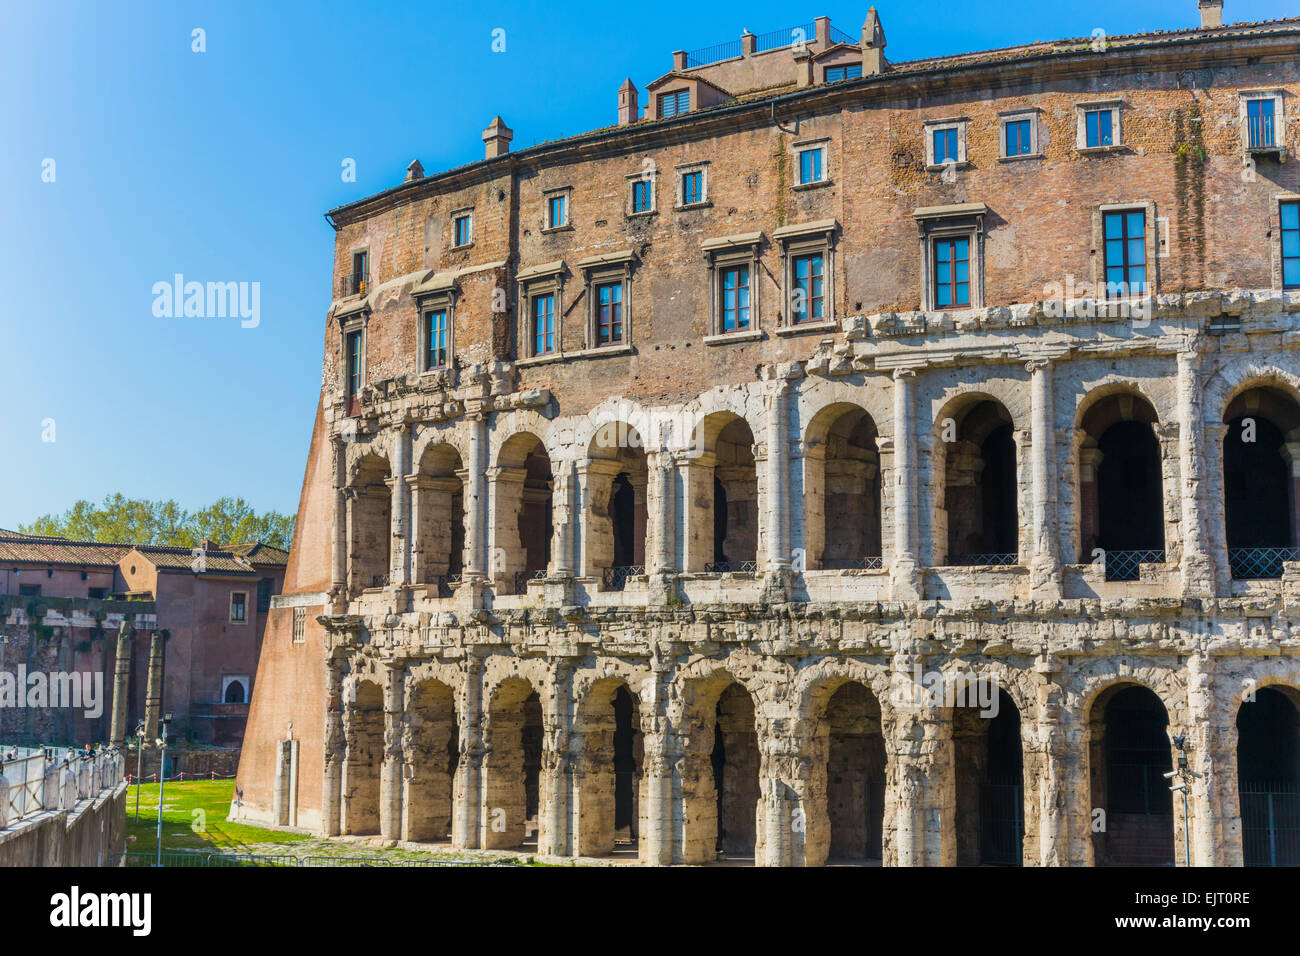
[979, 780, 1023, 866]
[1240, 782, 1300, 866]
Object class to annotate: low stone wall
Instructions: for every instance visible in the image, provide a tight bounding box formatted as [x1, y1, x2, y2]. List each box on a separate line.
[129, 746, 240, 780]
[0, 781, 127, 866]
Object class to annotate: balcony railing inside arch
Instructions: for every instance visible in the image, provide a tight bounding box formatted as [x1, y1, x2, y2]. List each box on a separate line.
[821, 556, 884, 571]
[602, 565, 645, 591]
[704, 560, 758, 574]
[510, 570, 547, 595]
[949, 553, 1019, 568]
[434, 573, 462, 599]
[1102, 549, 1166, 582]
[1230, 547, 1300, 581]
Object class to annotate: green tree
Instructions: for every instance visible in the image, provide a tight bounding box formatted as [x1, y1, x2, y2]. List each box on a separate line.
[18, 495, 294, 550]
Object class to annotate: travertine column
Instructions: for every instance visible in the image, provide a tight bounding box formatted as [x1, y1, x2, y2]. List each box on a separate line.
[391, 425, 412, 587]
[108, 619, 134, 747]
[1027, 359, 1062, 597]
[765, 376, 792, 574]
[891, 368, 920, 599]
[1034, 687, 1092, 866]
[379, 662, 404, 841]
[452, 653, 484, 849]
[885, 652, 954, 866]
[464, 411, 488, 584]
[550, 463, 576, 576]
[330, 437, 347, 608]
[539, 662, 571, 856]
[647, 452, 676, 575]
[1177, 343, 1215, 595]
[1184, 651, 1220, 866]
[321, 653, 346, 837]
[639, 663, 675, 865]
[756, 717, 802, 867]
[1281, 443, 1300, 553]
[143, 629, 165, 742]
[486, 464, 526, 583]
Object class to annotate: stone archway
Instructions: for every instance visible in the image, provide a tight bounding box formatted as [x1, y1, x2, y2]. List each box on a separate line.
[401, 678, 458, 842]
[341, 679, 383, 835]
[1237, 684, 1300, 865]
[482, 677, 543, 849]
[1089, 684, 1174, 866]
[573, 678, 643, 858]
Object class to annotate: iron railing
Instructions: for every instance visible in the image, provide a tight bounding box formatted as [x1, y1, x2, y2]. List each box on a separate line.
[511, 570, 546, 595]
[342, 272, 367, 297]
[1229, 547, 1299, 580]
[602, 565, 644, 591]
[1240, 782, 1300, 867]
[754, 22, 816, 53]
[684, 39, 742, 68]
[434, 573, 461, 599]
[950, 553, 1018, 567]
[1103, 549, 1166, 582]
[370, 573, 389, 589]
[2, 746, 124, 827]
[979, 780, 1024, 866]
[823, 556, 884, 571]
[705, 560, 758, 574]
[828, 24, 857, 46]
[1248, 114, 1277, 150]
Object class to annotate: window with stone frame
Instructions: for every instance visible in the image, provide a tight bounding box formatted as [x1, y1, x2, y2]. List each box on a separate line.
[703, 235, 762, 339]
[1281, 199, 1300, 289]
[451, 209, 473, 248]
[543, 187, 571, 230]
[914, 204, 987, 312]
[924, 118, 968, 169]
[773, 220, 837, 332]
[341, 321, 365, 408]
[628, 171, 655, 216]
[676, 161, 708, 208]
[1092, 202, 1157, 300]
[577, 252, 636, 349]
[1000, 109, 1040, 159]
[1241, 90, 1286, 153]
[291, 606, 306, 644]
[1076, 100, 1123, 151]
[517, 262, 566, 360]
[230, 591, 247, 623]
[417, 289, 456, 371]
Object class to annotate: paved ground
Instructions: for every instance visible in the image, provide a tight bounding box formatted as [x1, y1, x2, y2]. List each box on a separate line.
[211, 835, 644, 866]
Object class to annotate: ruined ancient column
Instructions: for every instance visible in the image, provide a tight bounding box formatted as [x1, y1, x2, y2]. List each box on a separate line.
[764, 375, 791, 574]
[321, 653, 346, 837]
[538, 662, 571, 857]
[638, 662, 675, 865]
[108, 618, 135, 747]
[890, 368, 920, 599]
[648, 452, 676, 575]
[550, 463, 576, 576]
[1177, 342, 1215, 595]
[143, 628, 165, 743]
[885, 650, 955, 866]
[379, 662, 404, 842]
[390, 425, 412, 588]
[331, 437, 347, 608]
[452, 653, 485, 849]
[1033, 687, 1092, 866]
[1027, 358, 1061, 597]
[464, 410, 488, 584]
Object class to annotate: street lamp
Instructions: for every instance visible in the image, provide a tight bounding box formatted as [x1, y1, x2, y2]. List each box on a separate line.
[1164, 734, 1203, 866]
[154, 713, 173, 867]
[133, 720, 145, 821]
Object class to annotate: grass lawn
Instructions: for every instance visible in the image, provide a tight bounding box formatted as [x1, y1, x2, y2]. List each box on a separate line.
[123, 779, 309, 854]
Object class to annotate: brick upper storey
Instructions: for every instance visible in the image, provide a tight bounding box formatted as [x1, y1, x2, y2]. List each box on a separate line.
[322, 7, 1300, 418]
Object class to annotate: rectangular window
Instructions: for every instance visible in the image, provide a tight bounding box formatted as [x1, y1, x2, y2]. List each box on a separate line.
[682, 170, 703, 205]
[798, 148, 824, 185]
[596, 281, 623, 345]
[1248, 98, 1277, 149]
[1005, 119, 1033, 156]
[453, 214, 471, 247]
[256, 577, 273, 613]
[824, 64, 863, 82]
[548, 194, 567, 228]
[1103, 210, 1147, 297]
[1085, 109, 1114, 148]
[349, 250, 368, 295]
[934, 238, 971, 308]
[792, 254, 824, 322]
[720, 265, 751, 331]
[1282, 201, 1300, 288]
[532, 293, 555, 354]
[659, 90, 690, 118]
[18, 584, 40, 597]
[632, 179, 652, 213]
[933, 128, 959, 165]
[425, 309, 449, 369]
[345, 329, 362, 397]
[230, 592, 247, 623]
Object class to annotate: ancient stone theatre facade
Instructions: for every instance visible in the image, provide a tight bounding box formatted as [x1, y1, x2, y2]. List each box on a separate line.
[235, 2, 1300, 866]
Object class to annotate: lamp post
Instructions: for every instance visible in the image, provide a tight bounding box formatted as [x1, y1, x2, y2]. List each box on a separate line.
[133, 720, 145, 821]
[154, 713, 172, 867]
[1164, 734, 1203, 866]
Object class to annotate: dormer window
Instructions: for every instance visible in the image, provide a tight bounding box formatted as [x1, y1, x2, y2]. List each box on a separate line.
[659, 89, 690, 118]
[824, 64, 862, 82]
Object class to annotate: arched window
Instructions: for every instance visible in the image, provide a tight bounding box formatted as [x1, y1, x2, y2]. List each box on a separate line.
[803, 404, 882, 570]
[935, 399, 1018, 566]
[1224, 386, 1300, 579]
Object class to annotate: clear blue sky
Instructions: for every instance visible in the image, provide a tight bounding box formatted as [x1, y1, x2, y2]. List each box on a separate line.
[1, 0, 1294, 529]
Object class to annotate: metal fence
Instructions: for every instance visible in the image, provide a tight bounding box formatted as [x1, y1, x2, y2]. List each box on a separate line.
[950, 553, 1018, 567]
[1104, 549, 1166, 582]
[602, 565, 644, 591]
[1241, 782, 1300, 867]
[108, 851, 523, 868]
[704, 560, 758, 574]
[753, 22, 816, 53]
[1, 745, 125, 827]
[980, 780, 1024, 866]
[1229, 547, 1298, 580]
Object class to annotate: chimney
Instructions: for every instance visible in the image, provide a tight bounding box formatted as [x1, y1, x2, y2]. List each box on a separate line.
[672, 50, 688, 71]
[405, 159, 424, 182]
[618, 79, 639, 126]
[1199, 0, 1224, 28]
[794, 47, 814, 88]
[861, 6, 889, 74]
[482, 116, 513, 159]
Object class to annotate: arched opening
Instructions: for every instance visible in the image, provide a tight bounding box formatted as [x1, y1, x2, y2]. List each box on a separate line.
[822, 682, 886, 864]
[1224, 385, 1300, 578]
[952, 685, 1023, 866]
[495, 433, 553, 594]
[1237, 685, 1300, 865]
[684, 412, 758, 572]
[1078, 392, 1165, 580]
[936, 399, 1018, 566]
[586, 422, 647, 589]
[348, 455, 392, 591]
[412, 444, 464, 596]
[341, 679, 383, 835]
[804, 405, 882, 570]
[222, 679, 247, 704]
[403, 679, 459, 843]
[1090, 684, 1174, 866]
[482, 678, 543, 850]
[680, 676, 760, 864]
[575, 680, 642, 857]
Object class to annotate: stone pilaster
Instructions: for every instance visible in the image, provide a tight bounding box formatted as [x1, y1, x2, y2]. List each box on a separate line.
[885, 651, 954, 865]
[379, 662, 404, 842]
[321, 652, 346, 837]
[330, 437, 347, 611]
[1177, 342, 1215, 596]
[1027, 358, 1062, 598]
[452, 652, 485, 849]
[463, 410, 488, 588]
[538, 662, 572, 857]
[890, 368, 920, 601]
